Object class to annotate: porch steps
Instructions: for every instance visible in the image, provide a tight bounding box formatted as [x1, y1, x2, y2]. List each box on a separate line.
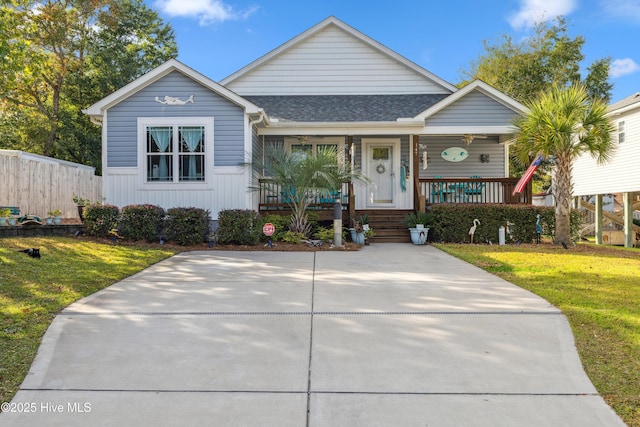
[356, 209, 412, 243]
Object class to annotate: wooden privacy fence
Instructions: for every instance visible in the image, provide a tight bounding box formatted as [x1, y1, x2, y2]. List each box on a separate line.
[0, 150, 102, 219]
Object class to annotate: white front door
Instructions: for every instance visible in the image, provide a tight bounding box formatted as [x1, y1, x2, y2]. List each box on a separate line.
[367, 144, 394, 205]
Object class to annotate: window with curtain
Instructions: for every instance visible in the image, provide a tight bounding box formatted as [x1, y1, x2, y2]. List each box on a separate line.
[179, 126, 205, 181]
[147, 126, 173, 181]
[143, 119, 211, 183]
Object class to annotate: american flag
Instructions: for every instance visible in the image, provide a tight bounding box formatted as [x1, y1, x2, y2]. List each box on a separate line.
[512, 154, 543, 195]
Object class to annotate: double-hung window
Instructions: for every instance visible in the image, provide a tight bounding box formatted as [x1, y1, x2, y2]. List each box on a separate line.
[618, 121, 625, 144]
[139, 117, 213, 184]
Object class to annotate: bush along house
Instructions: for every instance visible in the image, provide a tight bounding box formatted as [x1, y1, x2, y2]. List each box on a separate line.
[84, 17, 529, 241]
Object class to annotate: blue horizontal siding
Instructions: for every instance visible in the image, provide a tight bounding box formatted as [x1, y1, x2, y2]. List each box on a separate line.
[107, 71, 245, 167]
[426, 91, 517, 126]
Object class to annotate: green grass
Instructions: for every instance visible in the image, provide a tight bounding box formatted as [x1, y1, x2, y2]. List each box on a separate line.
[0, 237, 178, 405]
[436, 242, 640, 426]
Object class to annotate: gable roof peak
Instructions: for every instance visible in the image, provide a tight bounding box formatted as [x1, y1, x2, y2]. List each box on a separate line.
[220, 16, 456, 93]
[84, 59, 261, 119]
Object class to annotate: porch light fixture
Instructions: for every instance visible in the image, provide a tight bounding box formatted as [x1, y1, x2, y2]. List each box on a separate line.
[462, 134, 474, 145]
[480, 154, 490, 163]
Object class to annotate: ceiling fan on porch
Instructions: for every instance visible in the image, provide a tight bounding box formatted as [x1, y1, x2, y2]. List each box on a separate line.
[461, 134, 488, 145]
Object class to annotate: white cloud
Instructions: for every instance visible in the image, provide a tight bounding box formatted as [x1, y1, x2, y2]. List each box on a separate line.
[610, 58, 640, 78]
[154, 0, 257, 26]
[600, 0, 640, 21]
[508, 0, 577, 30]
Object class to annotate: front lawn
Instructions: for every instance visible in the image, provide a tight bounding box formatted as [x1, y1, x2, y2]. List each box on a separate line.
[0, 237, 178, 405]
[436, 243, 640, 426]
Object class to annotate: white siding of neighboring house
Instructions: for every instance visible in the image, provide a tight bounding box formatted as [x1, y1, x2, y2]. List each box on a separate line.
[572, 106, 640, 195]
[224, 25, 451, 96]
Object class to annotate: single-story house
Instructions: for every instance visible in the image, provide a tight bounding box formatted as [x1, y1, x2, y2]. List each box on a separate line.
[84, 16, 529, 230]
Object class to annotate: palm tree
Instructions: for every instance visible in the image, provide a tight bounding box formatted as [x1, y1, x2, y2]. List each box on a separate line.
[251, 145, 369, 235]
[513, 84, 615, 245]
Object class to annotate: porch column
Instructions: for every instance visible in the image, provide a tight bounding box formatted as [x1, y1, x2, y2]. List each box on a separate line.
[594, 194, 603, 245]
[347, 136, 356, 222]
[623, 192, 633, 248]
[412, 135, 423, 211]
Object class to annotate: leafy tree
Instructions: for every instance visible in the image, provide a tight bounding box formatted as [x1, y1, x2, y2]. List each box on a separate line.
[461, 17, 612, 104]
[512, 84, 614, 245]
[460, 17, 612, 188]
[0, 0, 177, 172]
[251, 146, 369, 235]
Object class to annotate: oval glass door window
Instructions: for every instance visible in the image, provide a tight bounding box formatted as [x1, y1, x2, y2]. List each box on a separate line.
[441, 147, 468, 162]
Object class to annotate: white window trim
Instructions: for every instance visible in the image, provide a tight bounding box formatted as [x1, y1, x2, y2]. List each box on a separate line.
[137, 117, 214, 189]
[283, 136, 346, 163]
[618, 120, 625, 144]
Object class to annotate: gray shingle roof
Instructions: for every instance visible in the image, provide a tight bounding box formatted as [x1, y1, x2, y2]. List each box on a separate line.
[244, 94, 449, 122]
[609, 91, 640, 112]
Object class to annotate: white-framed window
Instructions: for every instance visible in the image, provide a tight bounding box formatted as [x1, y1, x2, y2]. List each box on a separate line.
[618, 121, 625, 144]
[138, 117, 213, 185]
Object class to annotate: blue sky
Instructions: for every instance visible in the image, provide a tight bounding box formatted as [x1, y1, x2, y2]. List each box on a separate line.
[149, 0, 639, 103]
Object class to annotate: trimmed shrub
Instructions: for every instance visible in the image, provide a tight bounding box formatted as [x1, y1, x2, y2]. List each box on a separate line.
[84, 204, 120, 237]
[164, 207, 210, 245]
[119, 204, 165, 242]
[217, 209, 261, 245]
[313, 226, 334, 242]
[281, 230, 305, 244]
[429, 204, 582, 244]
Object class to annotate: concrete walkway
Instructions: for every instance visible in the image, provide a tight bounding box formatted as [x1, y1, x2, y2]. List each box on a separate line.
[1, 244, 624, 426]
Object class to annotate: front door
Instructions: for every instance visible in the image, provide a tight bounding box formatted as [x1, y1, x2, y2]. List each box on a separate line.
[366, 144, 394, 206]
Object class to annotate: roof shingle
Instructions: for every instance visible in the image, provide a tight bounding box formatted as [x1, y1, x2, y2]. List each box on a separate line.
[244, 94, 449, 122]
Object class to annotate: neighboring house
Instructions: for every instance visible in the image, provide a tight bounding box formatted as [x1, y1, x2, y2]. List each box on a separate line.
[84, 16, 528, 224]
[573, 92, 640, 247]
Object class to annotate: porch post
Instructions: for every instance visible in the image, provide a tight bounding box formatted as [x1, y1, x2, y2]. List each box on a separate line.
[623, 192, 633, 248]
[412, 135, 423, 211]
[595, 194, 603, 245]
[347, 136, 356, 222]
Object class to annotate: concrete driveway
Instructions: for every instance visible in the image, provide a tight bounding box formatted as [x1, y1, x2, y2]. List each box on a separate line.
[1, 244, 624, 426]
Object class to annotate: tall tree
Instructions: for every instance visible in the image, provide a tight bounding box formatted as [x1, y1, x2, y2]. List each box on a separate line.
[0, 0, 177, 172]
[461, 17, 612, 104]
[460, 17, 613, 190]
[512, 84, 614, 245]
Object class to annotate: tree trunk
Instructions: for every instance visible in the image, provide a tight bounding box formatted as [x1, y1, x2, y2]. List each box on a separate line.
[553, 154, 573, 245]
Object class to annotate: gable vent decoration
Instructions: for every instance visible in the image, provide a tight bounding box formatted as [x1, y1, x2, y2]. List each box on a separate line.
[154, 95, 195, 105]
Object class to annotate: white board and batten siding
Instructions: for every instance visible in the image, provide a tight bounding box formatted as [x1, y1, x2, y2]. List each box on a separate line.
[103, 71, 252, 218]
[0, 150, 102, 219]
[573, 106, 640, 196]
[224, 25, 451, 96]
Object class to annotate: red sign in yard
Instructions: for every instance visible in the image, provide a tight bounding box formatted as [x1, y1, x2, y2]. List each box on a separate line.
[263, 223, 275, 236]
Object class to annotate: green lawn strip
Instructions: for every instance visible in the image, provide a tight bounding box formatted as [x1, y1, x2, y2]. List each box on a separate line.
[0, 237, 179, 405]
[435, 243, 640, 426]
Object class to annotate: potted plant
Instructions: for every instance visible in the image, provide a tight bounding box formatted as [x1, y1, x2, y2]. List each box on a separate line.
[403, 211, 431, 245]
[356, 214, 375, 244]
[363, 227, 375, 244]
[0, 208, 11, 226]
[73, 195, 92, 222]
[48, 209, 63, 225]
[349, 219, 366, 245]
